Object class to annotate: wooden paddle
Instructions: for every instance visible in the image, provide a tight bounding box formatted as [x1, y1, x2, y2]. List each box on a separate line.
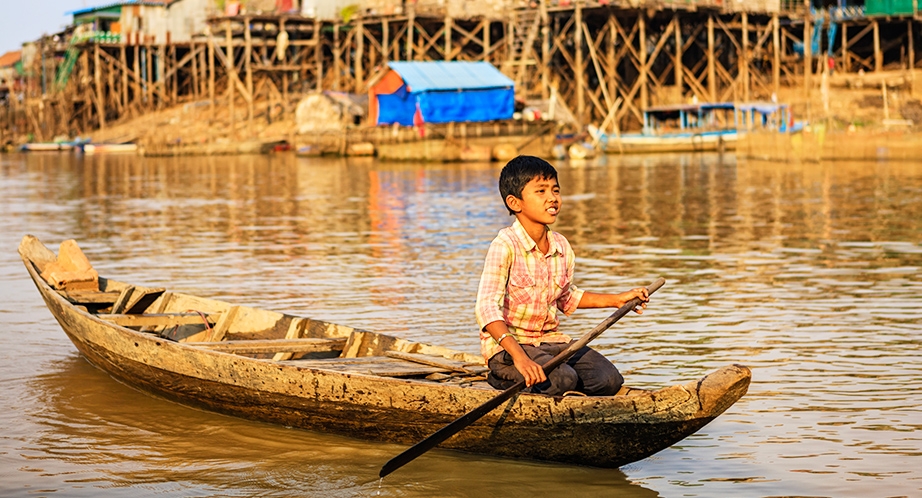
[379, 277, 666, 478]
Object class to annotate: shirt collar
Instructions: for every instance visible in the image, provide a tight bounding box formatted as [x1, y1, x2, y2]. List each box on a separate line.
[511, 218, 562, 256]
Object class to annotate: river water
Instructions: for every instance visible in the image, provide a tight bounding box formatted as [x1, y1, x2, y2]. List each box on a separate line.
[0, 151, 920, 497]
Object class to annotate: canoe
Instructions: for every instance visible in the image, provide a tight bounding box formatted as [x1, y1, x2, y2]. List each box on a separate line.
[19, 234, 751, 469]
[82, 143, 138, 154]
[19, 142, 74, 152]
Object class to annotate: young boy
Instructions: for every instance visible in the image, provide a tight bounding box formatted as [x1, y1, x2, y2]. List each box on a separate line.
[475, 155, 650, 396]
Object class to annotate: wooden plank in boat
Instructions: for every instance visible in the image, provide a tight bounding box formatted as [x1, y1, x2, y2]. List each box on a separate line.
[280, 356, 448, 377]
[186, 337, 347, 354]
[98, 312, 220, 327]
[385, 351, 487, 374]
[110, 286, 135, 314]
[124, 287, 166, 314]
[57, 289, 121, 304]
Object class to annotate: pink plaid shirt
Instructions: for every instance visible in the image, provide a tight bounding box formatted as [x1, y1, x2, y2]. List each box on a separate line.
[475, 219, 584, 361]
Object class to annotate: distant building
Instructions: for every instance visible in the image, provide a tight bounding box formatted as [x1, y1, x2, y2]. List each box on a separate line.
[0, 50, 23, 100]
[70, 0, 215, 45]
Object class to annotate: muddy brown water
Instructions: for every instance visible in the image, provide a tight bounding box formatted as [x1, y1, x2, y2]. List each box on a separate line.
[1, 152, 920, 497]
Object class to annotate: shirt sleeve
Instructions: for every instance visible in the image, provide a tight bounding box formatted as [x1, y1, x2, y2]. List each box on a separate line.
[556, 236, 584, 316]
[475, 237, 512, 331]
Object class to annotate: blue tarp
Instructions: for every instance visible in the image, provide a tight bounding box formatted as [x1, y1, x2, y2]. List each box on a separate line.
[374, 61, 514, 126]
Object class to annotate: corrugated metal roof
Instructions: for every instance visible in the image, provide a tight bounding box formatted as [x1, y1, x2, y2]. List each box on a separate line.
[69, 1, 169, 16]
[387, 61, 513, 93]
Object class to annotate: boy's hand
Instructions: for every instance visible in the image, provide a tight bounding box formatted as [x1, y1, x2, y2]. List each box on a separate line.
[512, 355, 547, 387]
[627, 287, 650, 314]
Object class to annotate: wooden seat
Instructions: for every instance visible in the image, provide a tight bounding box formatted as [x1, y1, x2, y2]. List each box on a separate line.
[96, 312, 220, 328]
[185, 337, 347, 355]
[57, 289, 121, 305]
[279, 356, 450, 378]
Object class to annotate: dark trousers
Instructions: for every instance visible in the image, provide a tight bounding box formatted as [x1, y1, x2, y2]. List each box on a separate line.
[486, 341, 623, 396]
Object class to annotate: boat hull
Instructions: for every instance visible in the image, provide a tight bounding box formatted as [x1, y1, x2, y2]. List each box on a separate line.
[21, 236, 751, 468]
[603, 132, 738, 154]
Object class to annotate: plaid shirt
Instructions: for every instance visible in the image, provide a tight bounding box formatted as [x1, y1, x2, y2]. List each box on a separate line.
[475, 219, 584, 361]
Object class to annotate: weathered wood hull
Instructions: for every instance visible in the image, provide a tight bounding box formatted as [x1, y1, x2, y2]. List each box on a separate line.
[21, 235, 751, 468]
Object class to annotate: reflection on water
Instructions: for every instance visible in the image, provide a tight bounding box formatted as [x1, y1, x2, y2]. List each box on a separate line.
[1, 151, 920, 496]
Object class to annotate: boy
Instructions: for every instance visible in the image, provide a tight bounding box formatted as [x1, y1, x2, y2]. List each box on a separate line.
[475, 155, 650, 396]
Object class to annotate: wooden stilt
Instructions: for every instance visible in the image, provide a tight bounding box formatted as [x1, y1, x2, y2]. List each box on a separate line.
[226, 21, 235, 134]
[541, 2, 549, 99]
[742, 12, 750, 102]
[874, 19, 881, 72]
[773, 14, 780, 96]
[334, 22, 341, 90]
[408, 4, 415, 61]
[675, 13, 683, 99]
[356, 18, 365, 90]
[315, 18, 323, 92]
[708, 14, 716, 102]
[804, 16, 812, 103]
[639, 12, 648, 110]
[244, 17, 254, 127]
[575, 0, 584, 122]
[94, 44, 105, 128]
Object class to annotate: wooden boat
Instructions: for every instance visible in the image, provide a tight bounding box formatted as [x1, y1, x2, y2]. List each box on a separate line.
[592, 103, 739, 154]
[19, 235, 751, 469]
[19, 142, 74, 152]
[592, 102, 797, 154]
[82, 143, 138, 154]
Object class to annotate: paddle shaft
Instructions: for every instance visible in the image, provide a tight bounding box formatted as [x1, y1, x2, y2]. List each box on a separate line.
[379, 277, 665, 478]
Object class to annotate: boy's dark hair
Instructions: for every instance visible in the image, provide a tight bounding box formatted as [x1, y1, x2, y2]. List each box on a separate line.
[499, 155, 558, 215]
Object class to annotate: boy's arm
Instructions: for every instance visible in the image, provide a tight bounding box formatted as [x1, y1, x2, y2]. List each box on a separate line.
[483, 320, 547, 387]
[577, 288, 650, 313]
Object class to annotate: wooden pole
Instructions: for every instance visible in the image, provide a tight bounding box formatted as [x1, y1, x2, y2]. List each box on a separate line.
[708, 14, 716, 101]
[226, 21, 235, 134]
[773, 14, 780, 96]
[315, 18, 322, 92]
[483, 19, 491, 64]
[742, 12, 749, 102]
[874, 19, 882, 73]
[444, 16, 452, 60]
[209, 30, 215, 120]
[639, 12, 648, 110]
[674, 14, 682, 99]
[191, 41, 199, 100]
[575, 0, 585, 122]
[146, 39, 153, 110]
[909, 20, 915, 69]
[244, 16, 254, 127]
[94, 44, 106, 129]
[541, 1, 549, 99]
[909, 20, 915, 94]
[120, 44, 128, 111]
[133, 40, 141, 111]
[408, 4, 415, 61]
[333, 22, 341, 91]
[381, 18, 389, 63]
[842, 22, 849, 72]
[804, 16, 812, 103]
[355, 18, 365, 91]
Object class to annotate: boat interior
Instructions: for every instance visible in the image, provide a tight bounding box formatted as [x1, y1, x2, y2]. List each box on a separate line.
[21, 236, 490, 387]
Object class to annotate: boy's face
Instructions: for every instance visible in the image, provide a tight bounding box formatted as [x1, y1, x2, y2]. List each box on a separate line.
[506, 175, 561, 226]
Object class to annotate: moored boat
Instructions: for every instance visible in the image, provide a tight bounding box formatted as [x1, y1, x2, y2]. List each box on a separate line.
[19, 234, 751, 469]
[592, 103, 739, 154]
[19, 142, 74, 152]
[82, 143, 138, 154]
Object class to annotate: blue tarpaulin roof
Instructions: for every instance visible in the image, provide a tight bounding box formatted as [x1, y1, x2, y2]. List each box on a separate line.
[387, 61, 513, 92]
